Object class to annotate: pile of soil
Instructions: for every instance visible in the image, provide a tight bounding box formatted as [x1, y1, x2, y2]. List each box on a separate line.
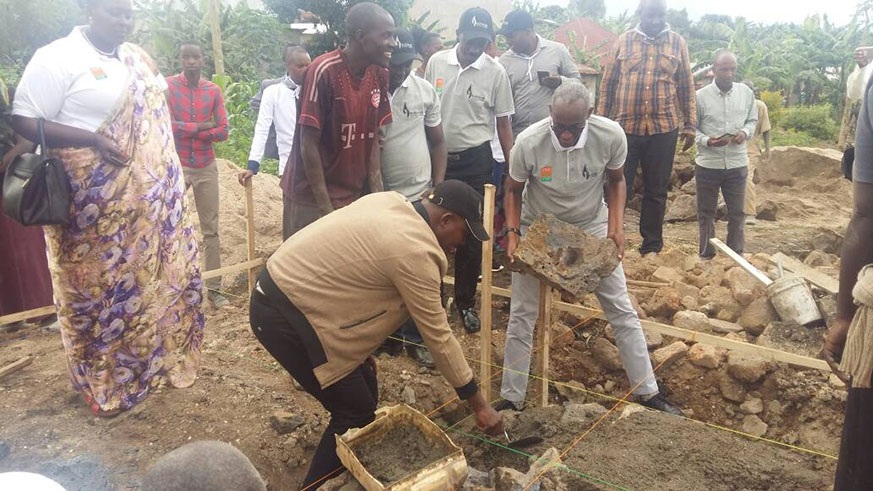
[352, 420, 453, 485]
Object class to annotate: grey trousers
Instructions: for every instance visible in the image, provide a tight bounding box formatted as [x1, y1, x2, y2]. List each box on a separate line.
[695, 165, 747, 259]
[282, 195, 324, 240]
[500, 221, 659, 403]
[183, 162, 221, 291]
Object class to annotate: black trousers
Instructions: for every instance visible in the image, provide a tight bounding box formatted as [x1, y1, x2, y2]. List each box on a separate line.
[446, 142, 493, 311]
[624, 129, 679, 254]
[249, 271, 378, 490]
[834, 383, 873, 490]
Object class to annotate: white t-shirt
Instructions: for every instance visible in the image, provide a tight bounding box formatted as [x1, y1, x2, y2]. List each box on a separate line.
[13, 26, 165, 132]
[247, 79, 299, 175]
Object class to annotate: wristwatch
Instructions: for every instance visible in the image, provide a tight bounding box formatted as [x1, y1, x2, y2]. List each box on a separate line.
[506, 227, 522, 237]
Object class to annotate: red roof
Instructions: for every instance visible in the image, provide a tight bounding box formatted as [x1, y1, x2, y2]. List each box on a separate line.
[553, 18, 618, 62]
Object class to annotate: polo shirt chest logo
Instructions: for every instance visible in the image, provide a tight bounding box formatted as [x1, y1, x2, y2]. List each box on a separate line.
[401, 102, 424, 118]
[435, 78, 444, 95]
[90, 67, 108, 80]
[466, 84, 485, 103]
[541, 166, 553, 182]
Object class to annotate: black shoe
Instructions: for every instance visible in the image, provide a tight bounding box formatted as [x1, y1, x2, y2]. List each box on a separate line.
[639, 393, 684, 416]
[492, 259, 504, 273]
[494, 399, 524, 412]
[406, 344, 436, 369]
[458, 307, 480, 333]
[374, 337, 403, 357]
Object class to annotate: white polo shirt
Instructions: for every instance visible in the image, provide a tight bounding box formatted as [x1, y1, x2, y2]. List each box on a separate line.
[380, 74, 441, 200]
[248, 78, 299, 175]
[510, 115, 627, 229]
[425, 46, 514, 153]
[13, 26, 165, 132]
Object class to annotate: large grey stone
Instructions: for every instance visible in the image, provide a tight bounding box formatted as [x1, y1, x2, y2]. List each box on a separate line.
[511, 214, 619, 299]
[665, 194, 697, 222]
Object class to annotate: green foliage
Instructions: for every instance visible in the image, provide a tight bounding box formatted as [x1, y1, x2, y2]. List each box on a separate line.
[569, 0, 606, 21]
[0, 0, 80, 76]
[213, 79, 258, 167]
[778, 104, 838, 141]
[760, 90, 785, 127]
[770, 128, 821, 147]
[408, 10, 445, 34]
[132, 0, 289, 82]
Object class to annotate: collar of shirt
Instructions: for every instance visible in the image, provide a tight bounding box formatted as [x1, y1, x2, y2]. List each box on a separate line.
[633, 24, 672, 42]
[448, 46, 487, 72]
[507, 35, 547, 82]
[387, 74, 412, 102]
[711, 80, 735, 97]
[170, 74, 206, 90]
[282, 74, 299, 92]
[549, 118, 589, 153]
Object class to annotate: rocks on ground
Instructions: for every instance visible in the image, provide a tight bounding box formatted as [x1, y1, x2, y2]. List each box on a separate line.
[756, 200, 779, 221]
[688, 343, 723, 369]
[741, 414, 769, 437]
[511, 214, 619, 299]
[726, 353, 770, 384]
[270, 411, 305, 434]
[665, 194, 697, 222]
[652, 341, 688, 367]
[591, 338, 623, 371]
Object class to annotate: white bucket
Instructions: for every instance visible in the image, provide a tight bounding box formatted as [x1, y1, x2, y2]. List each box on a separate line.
[766, 275, 822, 326]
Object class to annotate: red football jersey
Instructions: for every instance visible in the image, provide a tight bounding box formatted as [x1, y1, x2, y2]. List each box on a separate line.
[281, 49, 392, 208]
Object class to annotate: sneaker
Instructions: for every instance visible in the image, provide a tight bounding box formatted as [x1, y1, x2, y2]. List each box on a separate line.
[406, 344, 436, 369]
[494, 399, 525, 412]
[745, 216, 757, 226]
[209, 292, 230, 309]
[458, 307, 481, 333]
[492, 259, 504, 273]
[638, 392, 684, 416]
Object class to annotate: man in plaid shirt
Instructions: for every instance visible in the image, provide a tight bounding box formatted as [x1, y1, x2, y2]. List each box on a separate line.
[599, 0, 695, 256]
[167, 41, 229, 307]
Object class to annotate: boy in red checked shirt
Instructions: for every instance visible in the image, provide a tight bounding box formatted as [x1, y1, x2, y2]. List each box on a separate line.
[280, 2, 396, 239]
[166, 40, 229, 308]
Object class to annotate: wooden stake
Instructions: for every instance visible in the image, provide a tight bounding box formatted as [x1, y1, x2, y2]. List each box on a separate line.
[442, 276, 830, 372]
[208, 0, 225, 76]
[245, 178, 257, 293]
[479, 184, 496, 402]
[0, 306, 55, 327]
[770, 252, 838, 294]
[0, 356, 33, 380]
[533, 283, 553, 407]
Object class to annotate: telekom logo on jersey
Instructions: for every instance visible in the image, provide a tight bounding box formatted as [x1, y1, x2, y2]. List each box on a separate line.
[340, 123, 376, 149]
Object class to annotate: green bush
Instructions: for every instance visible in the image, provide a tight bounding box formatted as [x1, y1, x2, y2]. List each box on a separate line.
[770, 127, 820, 147]
[759, 90, 784, 127]
[778, 104, 837, 141]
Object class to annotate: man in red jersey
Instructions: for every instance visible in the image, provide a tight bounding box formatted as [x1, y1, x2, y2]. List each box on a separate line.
[280, 2, 396, 239]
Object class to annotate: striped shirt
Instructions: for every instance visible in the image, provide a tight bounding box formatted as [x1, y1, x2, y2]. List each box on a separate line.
[281, 49, 393, 207]
[598, 26, 696, 136]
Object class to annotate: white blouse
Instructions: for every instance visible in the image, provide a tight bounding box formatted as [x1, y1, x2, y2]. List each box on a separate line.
[13, 26, 165, 133]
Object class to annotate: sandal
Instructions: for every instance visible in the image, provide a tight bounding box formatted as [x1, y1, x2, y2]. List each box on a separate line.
[83, 393, 121, 418]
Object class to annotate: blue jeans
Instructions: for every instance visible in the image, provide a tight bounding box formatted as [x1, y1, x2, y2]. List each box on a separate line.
[400, 317, 423, 344]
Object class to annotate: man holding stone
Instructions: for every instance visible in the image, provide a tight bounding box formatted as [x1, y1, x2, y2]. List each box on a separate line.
[497, 82, 682, 415]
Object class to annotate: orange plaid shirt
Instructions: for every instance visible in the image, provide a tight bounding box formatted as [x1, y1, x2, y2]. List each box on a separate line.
[598, 27, 696, 136]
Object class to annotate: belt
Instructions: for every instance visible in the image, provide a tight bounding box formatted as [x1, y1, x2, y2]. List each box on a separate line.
[447, 141, 490, 161]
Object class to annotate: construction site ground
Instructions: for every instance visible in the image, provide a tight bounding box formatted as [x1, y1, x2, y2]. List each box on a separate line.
[0, 147, 852, 490]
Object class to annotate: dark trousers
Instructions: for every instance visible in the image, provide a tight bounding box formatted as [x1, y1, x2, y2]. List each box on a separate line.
[249, 274, 378, 490]
[695, 165, 747, 259]
[834, 383, 873, 490]
[446, 143, 493, 310]
[624, 129, 679, 254]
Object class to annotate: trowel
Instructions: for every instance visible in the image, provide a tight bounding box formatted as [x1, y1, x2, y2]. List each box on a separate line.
[503, 429, 544, 449]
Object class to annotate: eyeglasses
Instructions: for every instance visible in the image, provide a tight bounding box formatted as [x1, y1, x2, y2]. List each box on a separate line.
[551, 122, 586, 136]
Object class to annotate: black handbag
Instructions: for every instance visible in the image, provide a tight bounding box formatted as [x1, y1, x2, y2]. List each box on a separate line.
[2, 119, 71, 226]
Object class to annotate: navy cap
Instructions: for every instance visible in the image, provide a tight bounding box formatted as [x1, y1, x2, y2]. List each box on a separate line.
[458, 7, 495, 42]
[391, 29, 417, 66]
[427, 180, 490, 242]
[499, 9, 534, 36]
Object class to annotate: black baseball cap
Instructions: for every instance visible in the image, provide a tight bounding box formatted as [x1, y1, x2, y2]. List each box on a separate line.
[391, 28, 417, 66]
[458, 7, 495, 42]
[427, 180, 490, 242]
[499, 9, 534, 36]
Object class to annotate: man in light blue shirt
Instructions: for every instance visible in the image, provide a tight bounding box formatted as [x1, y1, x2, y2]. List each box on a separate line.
[694, 50, 757, 259]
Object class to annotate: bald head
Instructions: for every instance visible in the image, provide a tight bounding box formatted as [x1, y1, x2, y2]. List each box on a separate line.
[551, 81, 591, 110]
[549, 81, 593, 148]
[346, 2, 392, 39]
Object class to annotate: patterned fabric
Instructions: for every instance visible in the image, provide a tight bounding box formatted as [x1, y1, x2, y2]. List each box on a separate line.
[281, 49, 392, 208]
[166, 74, 228, 168]
[47, 45, 205, 413]
[598, 28, 696, 136]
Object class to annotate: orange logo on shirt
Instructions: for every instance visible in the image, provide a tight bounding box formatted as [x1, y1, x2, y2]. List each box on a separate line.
[541, 166, 553, 182]
[90, 67, 107, 80]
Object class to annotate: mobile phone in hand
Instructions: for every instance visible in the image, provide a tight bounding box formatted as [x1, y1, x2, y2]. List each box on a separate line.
[537, 70, 550, 82]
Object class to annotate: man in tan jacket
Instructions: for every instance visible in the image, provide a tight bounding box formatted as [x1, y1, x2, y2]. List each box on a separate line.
[249, 180, 503, 488]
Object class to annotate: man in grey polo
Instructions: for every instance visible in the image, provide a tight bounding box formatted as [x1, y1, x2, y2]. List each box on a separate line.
[694, 50, 757, 259]
[497, 82, 682, 415]
[380, 28, 447, 367]
[425, 7, 515, 333]
[498, 9, 581, 136]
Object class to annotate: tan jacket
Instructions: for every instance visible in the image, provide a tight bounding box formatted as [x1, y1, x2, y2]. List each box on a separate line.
[266, 192, 474, 390]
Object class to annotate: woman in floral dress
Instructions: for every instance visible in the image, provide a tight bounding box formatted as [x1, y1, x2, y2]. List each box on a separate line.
[11, 0, 204, 415]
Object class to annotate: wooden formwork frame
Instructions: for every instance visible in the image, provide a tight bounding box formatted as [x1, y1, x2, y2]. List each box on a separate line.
[478, 184, 496, 402]
[0, 179, 263, 327]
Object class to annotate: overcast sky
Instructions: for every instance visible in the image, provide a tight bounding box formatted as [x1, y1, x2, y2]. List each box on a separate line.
[543, 0, 860, 25]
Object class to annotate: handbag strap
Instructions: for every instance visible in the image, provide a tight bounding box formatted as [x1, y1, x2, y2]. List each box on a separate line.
[37, 118, 49, 155]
